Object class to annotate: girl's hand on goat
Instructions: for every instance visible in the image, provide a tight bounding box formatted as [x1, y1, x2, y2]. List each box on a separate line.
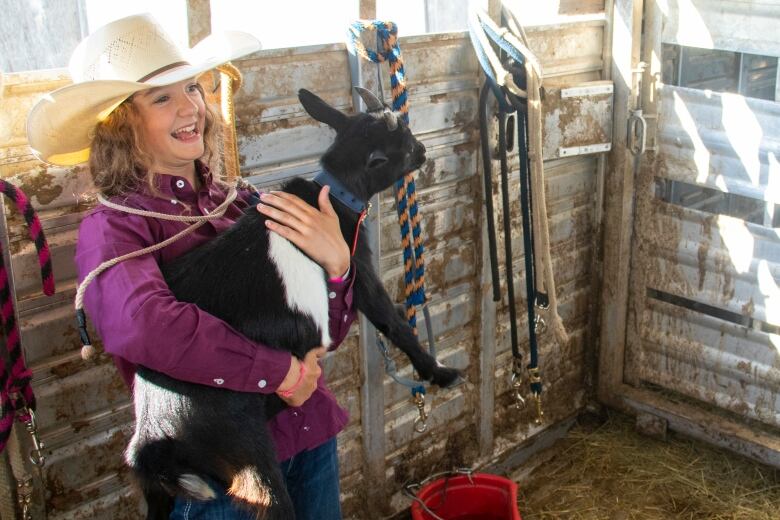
[258, 188, 351, 278]
[276, 347, 326, 407]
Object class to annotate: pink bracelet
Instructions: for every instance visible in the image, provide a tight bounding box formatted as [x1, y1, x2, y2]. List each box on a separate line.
[277, 361, 307, 399]
[328, 265, 351, 283]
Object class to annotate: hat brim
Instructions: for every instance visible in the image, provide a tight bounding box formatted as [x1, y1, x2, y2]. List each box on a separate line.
[27, 31, 261, 166]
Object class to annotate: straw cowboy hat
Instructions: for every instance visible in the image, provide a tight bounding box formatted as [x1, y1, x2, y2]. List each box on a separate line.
[27, 13, 261, 166]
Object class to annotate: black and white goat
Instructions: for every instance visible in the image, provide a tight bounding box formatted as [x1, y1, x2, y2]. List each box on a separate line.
[128, 88, 462, 519]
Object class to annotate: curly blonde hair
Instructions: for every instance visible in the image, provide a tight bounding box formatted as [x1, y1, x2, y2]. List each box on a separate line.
[88, 83, 222, 197]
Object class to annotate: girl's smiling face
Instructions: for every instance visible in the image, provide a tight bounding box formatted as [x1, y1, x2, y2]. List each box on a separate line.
[132, 78, 207, 175]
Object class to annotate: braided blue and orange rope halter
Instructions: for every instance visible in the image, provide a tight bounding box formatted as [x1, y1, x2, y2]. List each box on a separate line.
[348, 20, 427, 334]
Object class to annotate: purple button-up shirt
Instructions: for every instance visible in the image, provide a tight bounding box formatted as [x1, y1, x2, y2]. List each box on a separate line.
[75, 164, 355, 461]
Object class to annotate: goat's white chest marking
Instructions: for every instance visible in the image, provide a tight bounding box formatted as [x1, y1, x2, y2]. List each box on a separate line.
[267, 231, 331, 347]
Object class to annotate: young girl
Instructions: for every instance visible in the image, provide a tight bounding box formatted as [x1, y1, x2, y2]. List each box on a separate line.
[27, 14, 354, 520]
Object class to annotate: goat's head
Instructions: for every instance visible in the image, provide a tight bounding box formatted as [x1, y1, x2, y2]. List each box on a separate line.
[298, 88, 426, 201]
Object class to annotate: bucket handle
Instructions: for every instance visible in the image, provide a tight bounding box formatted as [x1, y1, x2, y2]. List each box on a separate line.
[403, 468, 476, 520]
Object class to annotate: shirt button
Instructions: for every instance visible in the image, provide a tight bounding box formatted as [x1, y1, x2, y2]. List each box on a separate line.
[303, 426, 310, 432]
[175, 179, 186, 189]
[292, 411, 298, 417]
[258, 379, 267, 389]
[170, 199, 178, 205]
[328, 291, 337, 299]
[213, 378, 224, 385]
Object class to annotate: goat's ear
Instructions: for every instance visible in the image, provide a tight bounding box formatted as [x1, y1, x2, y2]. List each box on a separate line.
[367, 150, 388, 169]
[298, 89, 348, 132]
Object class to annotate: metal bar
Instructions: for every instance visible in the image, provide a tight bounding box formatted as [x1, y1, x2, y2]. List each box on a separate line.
[477, 218, 498, 457]
[677, 45, 684, 87]
[476, 2, 502, 458]
[619, 385, 780, 468]
[597, 0, 644, 404]
[359, 0, 376, 19]
[775, 61, 780, 102]
[558, 143, 612, 156]
[186, 0, 212, 47]
[561, 84, 614, 97]
[737, 52, 745, 95]
[485, 415, 577, 478]
[585, 0, 614, 400]
[347, 13, 388, 512]
[76, 0, 89, 39]
[623, 0, 658, 389]
[488, 0, 502, 23]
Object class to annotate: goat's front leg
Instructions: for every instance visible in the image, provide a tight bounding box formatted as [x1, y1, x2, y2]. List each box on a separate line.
[352, 258, 461, 388]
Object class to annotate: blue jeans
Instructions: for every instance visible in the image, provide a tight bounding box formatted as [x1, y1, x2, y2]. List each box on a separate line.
[170, 437, 341, 520]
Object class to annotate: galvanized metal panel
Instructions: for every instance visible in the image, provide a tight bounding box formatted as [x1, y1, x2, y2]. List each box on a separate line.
[643, 200, 780, 326]
[656, 85, 780, 204]
[526, 18, 606, 80]
[661, 0, 780, 57]
[623, 0, 780, 460]
[637, 297, 780, 428]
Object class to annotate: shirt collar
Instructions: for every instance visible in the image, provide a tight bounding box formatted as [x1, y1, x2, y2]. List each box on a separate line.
[146, 160, 214, 200]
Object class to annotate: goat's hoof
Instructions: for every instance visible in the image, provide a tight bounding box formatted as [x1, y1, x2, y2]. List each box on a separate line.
[430, 365, 463, 389]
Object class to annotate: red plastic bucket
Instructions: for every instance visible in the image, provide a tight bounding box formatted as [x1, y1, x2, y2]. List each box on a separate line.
[410, 473, 522, 520]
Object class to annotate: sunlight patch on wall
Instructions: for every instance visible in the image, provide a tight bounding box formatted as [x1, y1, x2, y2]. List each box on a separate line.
[721, 94, 763, 188]
[675, 0, 713, 50]
[672, 90, 710, 184]
[717, 215, 754, 275]
[757, 260, 780, 326]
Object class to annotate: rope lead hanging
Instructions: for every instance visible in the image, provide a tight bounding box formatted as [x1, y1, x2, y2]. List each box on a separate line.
[0, 181, 55, 518]
[349, 20, 441, 433]
[347, 20, 427, 328]
[470, 5, 572, 424]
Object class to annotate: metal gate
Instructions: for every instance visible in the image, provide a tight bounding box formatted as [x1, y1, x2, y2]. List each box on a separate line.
[600, 0, 780, 464]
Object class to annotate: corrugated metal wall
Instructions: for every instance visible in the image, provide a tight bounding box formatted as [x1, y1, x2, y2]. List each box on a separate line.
[0, 7, 606, 519]
[625, 0, 780, 439]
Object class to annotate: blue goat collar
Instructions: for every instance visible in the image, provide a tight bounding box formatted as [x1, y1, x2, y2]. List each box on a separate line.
[313, 171, 367, 214]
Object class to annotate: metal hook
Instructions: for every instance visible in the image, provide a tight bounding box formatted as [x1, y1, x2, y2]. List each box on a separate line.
[24, 409, 45, 467]
[510, 371, 526, 409]
[527, 367, 544, 424]
[534, 315, 547, 335]
[17, 476, 33, 520]
[532, 393, 544, 425]
[413, 392, 428, 433]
